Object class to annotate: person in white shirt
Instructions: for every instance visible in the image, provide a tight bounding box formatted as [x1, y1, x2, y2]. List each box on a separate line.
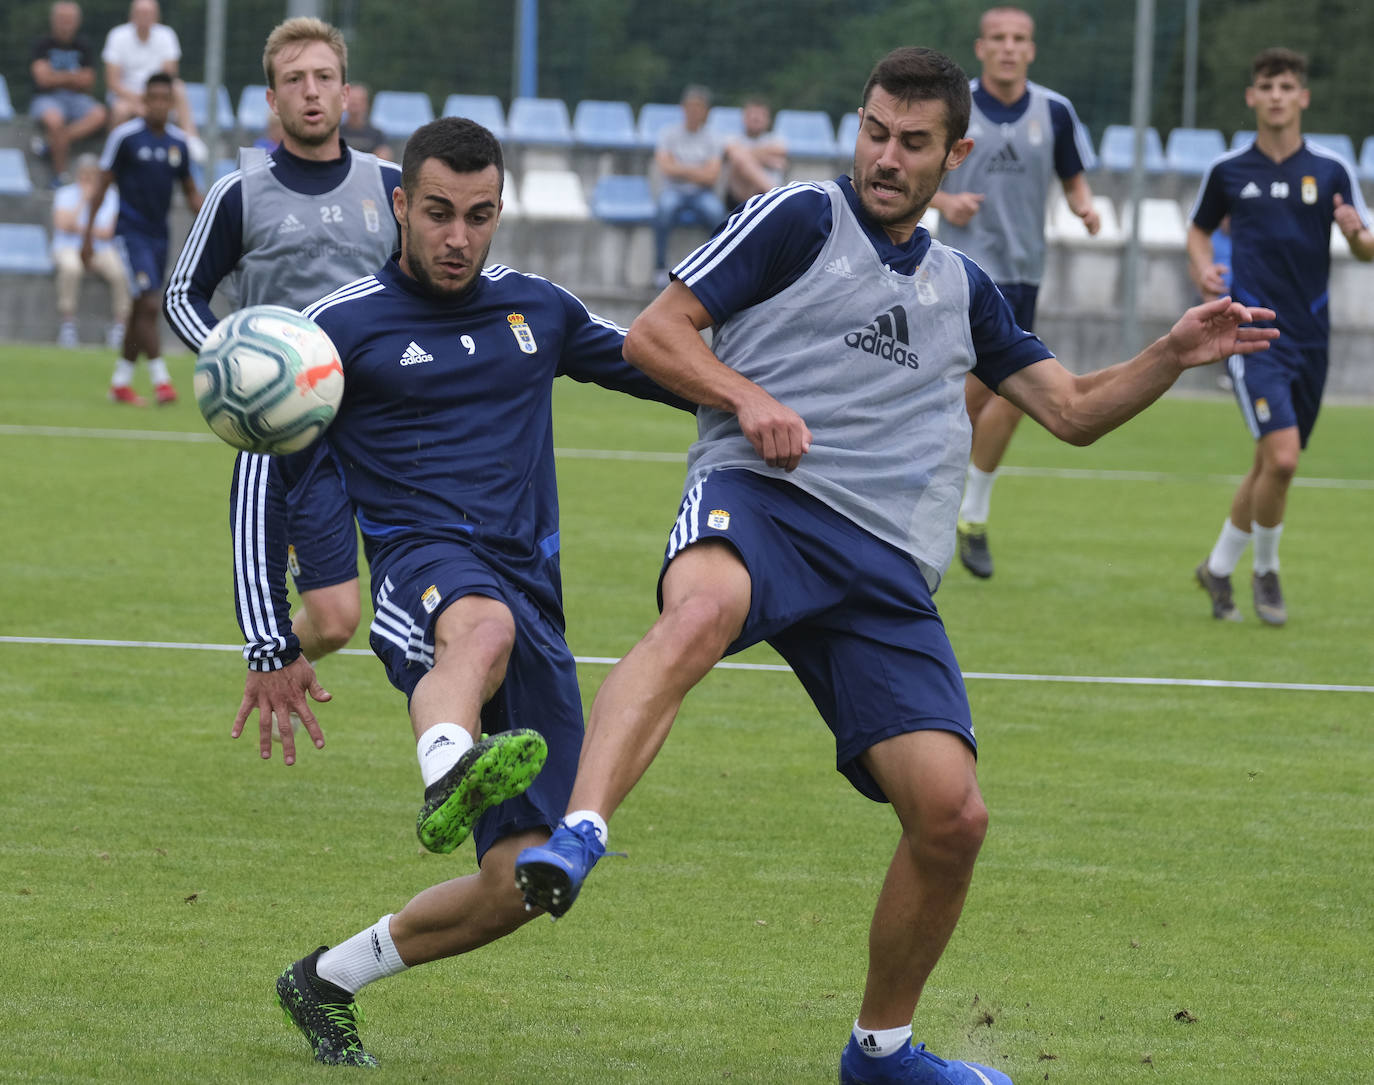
[101, 0, 203, 158]
[52, 153, 129, 347]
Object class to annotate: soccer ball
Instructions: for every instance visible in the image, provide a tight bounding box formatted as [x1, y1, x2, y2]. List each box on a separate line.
[194, 304, 343, 455]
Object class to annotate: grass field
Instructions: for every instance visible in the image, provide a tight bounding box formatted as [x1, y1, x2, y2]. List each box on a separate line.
[1, 344, 1371, 1084]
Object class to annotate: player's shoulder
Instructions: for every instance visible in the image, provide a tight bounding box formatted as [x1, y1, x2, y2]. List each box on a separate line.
[106, 117, 144, 145]
[1028, 79, 1077, 110]
[304, 274, 387, 321]
[724, 180, 832, 236]
[165, 122, 192, 147]
[479, 262, 567, 306]
[1302, 139, 1358, 180]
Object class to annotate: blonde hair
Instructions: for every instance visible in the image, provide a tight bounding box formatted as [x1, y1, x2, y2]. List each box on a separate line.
[262, 17, 347, 88]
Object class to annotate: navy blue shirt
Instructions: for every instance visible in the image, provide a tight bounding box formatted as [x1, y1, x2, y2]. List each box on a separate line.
[98, 118, 191, 240]
[234, 259, 694, 662]
[165, 140, 402, 350]
[676, 176, 1051, 390]
[1190, 140, 1369, 348]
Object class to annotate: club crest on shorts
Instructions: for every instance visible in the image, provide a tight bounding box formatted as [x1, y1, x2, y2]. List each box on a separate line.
[421, 584, 442, 613]
[287, 544, 301, 577]
[1255, 397, 1271, 423]
[707, 508, 731, 530]
[507, 313, 538, 354]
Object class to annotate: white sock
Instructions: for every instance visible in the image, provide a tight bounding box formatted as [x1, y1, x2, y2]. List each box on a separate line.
[417, 722, 474, 788]
[1251, 521, 1283, 574]
[564, 809, 608, 844]
[958, 464, 997, 524]
[111, 359, 136, 387]
[1207, 519, 1252, 577]
[316, 915, 409, 994]
[852, 1021, 912, 1058]
[148, 357, 170, 384]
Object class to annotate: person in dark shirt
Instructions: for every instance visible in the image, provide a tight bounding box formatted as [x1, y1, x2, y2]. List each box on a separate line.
[28, 1, 108, 183]
[1188, 47, 1374, 626]
[340, 82, 393, 160]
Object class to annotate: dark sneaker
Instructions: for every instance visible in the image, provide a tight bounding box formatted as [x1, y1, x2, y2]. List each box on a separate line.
[839, 1036, 1012, 1084]
[1195, 562, 1241, 621]
[416, 729, 548, 854]
[957, 520, 993, 579]
[1252, 570, 1287, 626]
[276, 947, 378, 1067]
[514, 818, 608, 918]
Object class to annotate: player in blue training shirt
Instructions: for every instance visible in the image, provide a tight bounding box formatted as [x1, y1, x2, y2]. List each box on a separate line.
[930, 5, 1101, 579]
[242, 117, 693, 1067]
[165, 17, 400, 670]
[82, 71, 200, 406]
[1188, 47, 1374, 626]
[514, 47, 1275, 1085]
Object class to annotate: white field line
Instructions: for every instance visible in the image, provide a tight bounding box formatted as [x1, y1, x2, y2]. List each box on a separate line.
[2, 635, 1371, 694]
[3, 423, 1373, 488]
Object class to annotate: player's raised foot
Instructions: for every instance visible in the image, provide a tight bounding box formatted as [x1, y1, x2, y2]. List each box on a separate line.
[956, 520, 994, 579]
[1252, 570, 1287, 626]
[108, 385, 147, 406]
[416, 729, 548, 854]
[155, 382, 178, 405]
[515, 818, 607, 917]
[1195, 561, 1241, 622]
[276, 946, 378, 1067]
[839, 1037, 1012, 1085]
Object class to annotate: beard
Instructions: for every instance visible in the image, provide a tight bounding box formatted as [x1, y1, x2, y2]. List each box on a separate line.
[855, 165, 943, 228]
[280, 111, 336, 148]
[401, 222, 490, 301]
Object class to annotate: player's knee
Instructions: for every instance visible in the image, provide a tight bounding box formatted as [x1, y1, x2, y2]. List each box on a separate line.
[660, 591, 743, 661]
[1264, 450, 1299, 482]
[912, 790, 988, 868]
[309, 604, 361, 654]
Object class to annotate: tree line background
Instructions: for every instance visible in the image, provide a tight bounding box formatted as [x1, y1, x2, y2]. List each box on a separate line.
[6, 0, 1374, 146]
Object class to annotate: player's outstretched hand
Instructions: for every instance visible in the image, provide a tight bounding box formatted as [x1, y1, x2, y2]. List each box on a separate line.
[232, 655, 331, 765]
[1165, 296, 1278, 371]
[735, 386, 812, 472]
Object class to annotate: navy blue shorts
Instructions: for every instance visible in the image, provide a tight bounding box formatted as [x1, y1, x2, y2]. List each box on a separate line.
[996, 281, 1040, 333]
[285, 442, 359, 592]
[1226, 341, 1327, 448]
[661, 469, 974, 803]
[114, 232, 168, 298]
[368, 541, 582, 860]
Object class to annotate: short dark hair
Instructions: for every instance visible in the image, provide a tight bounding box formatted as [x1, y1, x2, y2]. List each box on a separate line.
[1252, 47, 1307, 85]
[401, 116, 505, 196]
[145, 71, 174, 92]
[861, 47, 971, 149]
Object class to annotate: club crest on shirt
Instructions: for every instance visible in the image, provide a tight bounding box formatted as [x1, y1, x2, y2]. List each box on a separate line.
[1027, 118, 1044, 146]
[707, 509, 731, 530]
[1301, 176, 1317, 205]
[362, 199, 381, 232]
[421, 584, 442, 613]
[1255, 397, 1271, 423]
[507, 313, 537, 354]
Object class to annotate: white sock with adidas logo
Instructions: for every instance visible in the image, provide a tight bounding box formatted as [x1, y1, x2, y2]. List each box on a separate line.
[417, 722, 474, 788]
[852, 1020, 912, 1058]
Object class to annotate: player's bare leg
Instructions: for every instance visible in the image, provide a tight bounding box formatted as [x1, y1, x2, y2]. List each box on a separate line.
[294, 579, 363, 659]
[1245, 427, 1298, 624]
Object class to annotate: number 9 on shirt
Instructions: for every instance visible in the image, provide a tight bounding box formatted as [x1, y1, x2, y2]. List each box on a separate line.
[194, 304, 344, 455]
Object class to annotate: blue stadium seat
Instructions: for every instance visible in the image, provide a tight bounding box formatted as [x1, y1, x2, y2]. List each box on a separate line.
[237, 84, 271, 134]
[214, 158, 237, 181]
[835, 111, 862, 160]
[773, 109, 837, 158]
[0, 73, 14, 124]
[0, 148, 34, 196]
[636, 103, 682, 151]
[1230, 130, 1255, 150]
[1361, 136, 1374, 182]
[707, 105, 743, 140]
[1098, 124, 1166, 172]
[572, 100, 638, 150]
[184, 82, 235, 131]
[371, 91, 435, 142]
[0, 223, 54, 274]
[508, 97, 574, 148]
[441, 94, 507, 140]
[1306, 132, 1357, 168]
[1164, 127, 1225, 175]
[589, 174, 656, 224]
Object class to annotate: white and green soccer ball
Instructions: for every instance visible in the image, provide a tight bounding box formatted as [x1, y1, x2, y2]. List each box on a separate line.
[194, 304, 343, 455]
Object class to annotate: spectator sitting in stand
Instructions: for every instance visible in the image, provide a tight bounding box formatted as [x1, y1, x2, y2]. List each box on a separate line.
[651, 84, 727, 288]
[722, 96, 787, 214]
[253, 112, 285, 154]
[29, 1, 109, 186]
[102, 0, 206, 162]
[340, 84, 394, 160]
[53, 153, 131, 348]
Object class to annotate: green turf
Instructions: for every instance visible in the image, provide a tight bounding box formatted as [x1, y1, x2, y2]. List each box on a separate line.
[1, 344, 1371, 1082]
